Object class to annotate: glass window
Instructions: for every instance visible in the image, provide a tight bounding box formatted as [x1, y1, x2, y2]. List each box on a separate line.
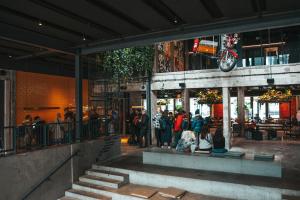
[189, 98, 210, 118]
[268, 103, 280, 118]
[230, 97, 237, 119]
[253, 97, 266, 120]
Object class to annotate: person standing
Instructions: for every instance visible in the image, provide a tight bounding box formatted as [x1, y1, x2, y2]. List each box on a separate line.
[139, 109, 149, 148]
[133, 110, 141, 145]
[129, 109, 137, 144]
[54, 113, 64, 144]
[152, 108, 162, 147]
[160, 110, 173, 148]
[173, 109, 184, 148]
[192, 109, 204, 149]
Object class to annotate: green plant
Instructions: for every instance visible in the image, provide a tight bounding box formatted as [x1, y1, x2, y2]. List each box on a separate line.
[96, 46, 154, 82]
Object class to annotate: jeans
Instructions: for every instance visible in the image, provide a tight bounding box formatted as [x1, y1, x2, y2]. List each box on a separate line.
[155, 128, 161, 147]
[173, 131, 182, 148]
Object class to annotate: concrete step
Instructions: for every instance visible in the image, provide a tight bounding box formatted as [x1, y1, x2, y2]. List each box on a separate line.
[58, 196, 80, 200]
[79, 175, 125, 189]
[72, 182, 144, 200]
[65, 189, 111, 200]
[86, 169, 129, 182]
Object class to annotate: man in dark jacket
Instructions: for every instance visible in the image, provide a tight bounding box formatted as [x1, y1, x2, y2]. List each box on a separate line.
[139, 109, 149, 148]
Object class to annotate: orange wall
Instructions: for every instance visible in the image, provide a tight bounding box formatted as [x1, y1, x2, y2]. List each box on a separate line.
[16, 71, 88, 124]
[280, 97, 297, 119]
[213, 104, 223, 118]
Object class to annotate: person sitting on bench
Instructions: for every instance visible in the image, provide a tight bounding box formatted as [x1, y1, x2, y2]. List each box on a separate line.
[212, 127, 228, 153]
[199, 125, 212, 151]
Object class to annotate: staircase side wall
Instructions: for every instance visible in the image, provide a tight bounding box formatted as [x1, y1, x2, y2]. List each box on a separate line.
[0, 136, 121, 200]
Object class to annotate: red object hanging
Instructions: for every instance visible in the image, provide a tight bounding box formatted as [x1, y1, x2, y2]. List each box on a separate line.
[193, 38, 199, 52]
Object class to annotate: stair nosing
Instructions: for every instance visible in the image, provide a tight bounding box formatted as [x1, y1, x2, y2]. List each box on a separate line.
[87, 169, 129, 178]
[66, 189, 111, 200]
[81, 175, 122, 184]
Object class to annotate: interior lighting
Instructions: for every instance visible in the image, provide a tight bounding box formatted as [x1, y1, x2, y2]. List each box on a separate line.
[82, 34, 86, 41]
[38, 20, 43, 26]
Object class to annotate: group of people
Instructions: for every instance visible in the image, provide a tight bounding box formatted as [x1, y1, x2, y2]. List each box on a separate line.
[153, 108, 227, 153]
[129, 109, 149, 148]
[19, 107, 102, 149]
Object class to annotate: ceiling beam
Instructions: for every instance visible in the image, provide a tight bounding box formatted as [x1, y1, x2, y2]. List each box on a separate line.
[198, 0, 223, 19]
[251, 0, 266, 16]
[142, 0, 185, 25]
[0, 55, 89, 78]
[0, 5, 94, 41]
[83, 0, 149, 31]
[29, 0, 121, 37]
[81, 10, 300, 55]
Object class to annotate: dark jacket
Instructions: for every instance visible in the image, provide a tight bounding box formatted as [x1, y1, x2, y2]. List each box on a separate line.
[140, 114, 149, 136]
[213, 135, 225, 149]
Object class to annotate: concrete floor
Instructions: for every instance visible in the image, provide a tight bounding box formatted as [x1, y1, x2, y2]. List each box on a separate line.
[103, 138, 300, 191]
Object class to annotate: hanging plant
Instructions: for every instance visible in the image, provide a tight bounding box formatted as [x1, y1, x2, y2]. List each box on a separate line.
[258, 89, 292, 103]
[96, 46, 154, 82]
[196, 89, 222, 104]
[157, 99, 170, 106]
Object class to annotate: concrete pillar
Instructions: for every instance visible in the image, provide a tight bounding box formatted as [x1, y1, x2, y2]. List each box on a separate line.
[222, 87, 231, 150]
[237, 87, 245, 136]
[183, 88, 190, 113]
[146, 75, 152, 146]
[3, 71, 16, 151]
[75, 49, 82, 142]
[150, 91, 157, 144]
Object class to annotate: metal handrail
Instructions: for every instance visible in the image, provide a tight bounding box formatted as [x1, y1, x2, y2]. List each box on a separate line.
[21, 150, 80, 200]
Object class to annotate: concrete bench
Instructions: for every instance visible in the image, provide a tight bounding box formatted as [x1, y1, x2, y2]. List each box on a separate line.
[143, 149, 281, 178]
[254, 154, 275, 161]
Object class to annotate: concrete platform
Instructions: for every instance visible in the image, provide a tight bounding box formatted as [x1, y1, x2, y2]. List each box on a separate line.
[143, 148, 282, 178]
[97, 142, 300, 200]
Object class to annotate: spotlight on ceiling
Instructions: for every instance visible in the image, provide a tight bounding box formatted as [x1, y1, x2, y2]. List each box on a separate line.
[82, 34, 86, 41]
[38, 20, 43, 26]
[8, 55, 12, 58]
[173, 18, 178, 24]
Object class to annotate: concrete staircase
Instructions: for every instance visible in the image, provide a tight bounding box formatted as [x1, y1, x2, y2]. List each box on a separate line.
[58, 168, 131, 200]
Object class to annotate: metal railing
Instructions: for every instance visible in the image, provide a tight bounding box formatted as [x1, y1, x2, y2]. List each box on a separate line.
[0, 119, 109, 156]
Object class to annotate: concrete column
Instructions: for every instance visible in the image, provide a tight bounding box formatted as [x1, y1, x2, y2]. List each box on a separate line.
[183, 88, 190, 113]
[222, 87, 231, 150]
[4, 71, 16, 151]
[237, 87, 245, 136]
[150, 90, 157, 143]
[75, 49, 82, 142]
[146, 75, 152, 146]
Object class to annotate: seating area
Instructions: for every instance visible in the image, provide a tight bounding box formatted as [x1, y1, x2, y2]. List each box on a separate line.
[143, 147, 281, 178]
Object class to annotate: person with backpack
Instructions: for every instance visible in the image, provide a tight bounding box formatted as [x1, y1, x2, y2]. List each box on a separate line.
[160, 110, 173, 148]
[191, 109, 204, 149]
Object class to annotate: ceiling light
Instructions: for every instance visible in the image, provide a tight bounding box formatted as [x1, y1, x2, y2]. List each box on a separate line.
[8, 55, 12, 58]
[173, 18, 178, 24]
[82, 34, 86, 41]
[38, 20, 43, 26]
